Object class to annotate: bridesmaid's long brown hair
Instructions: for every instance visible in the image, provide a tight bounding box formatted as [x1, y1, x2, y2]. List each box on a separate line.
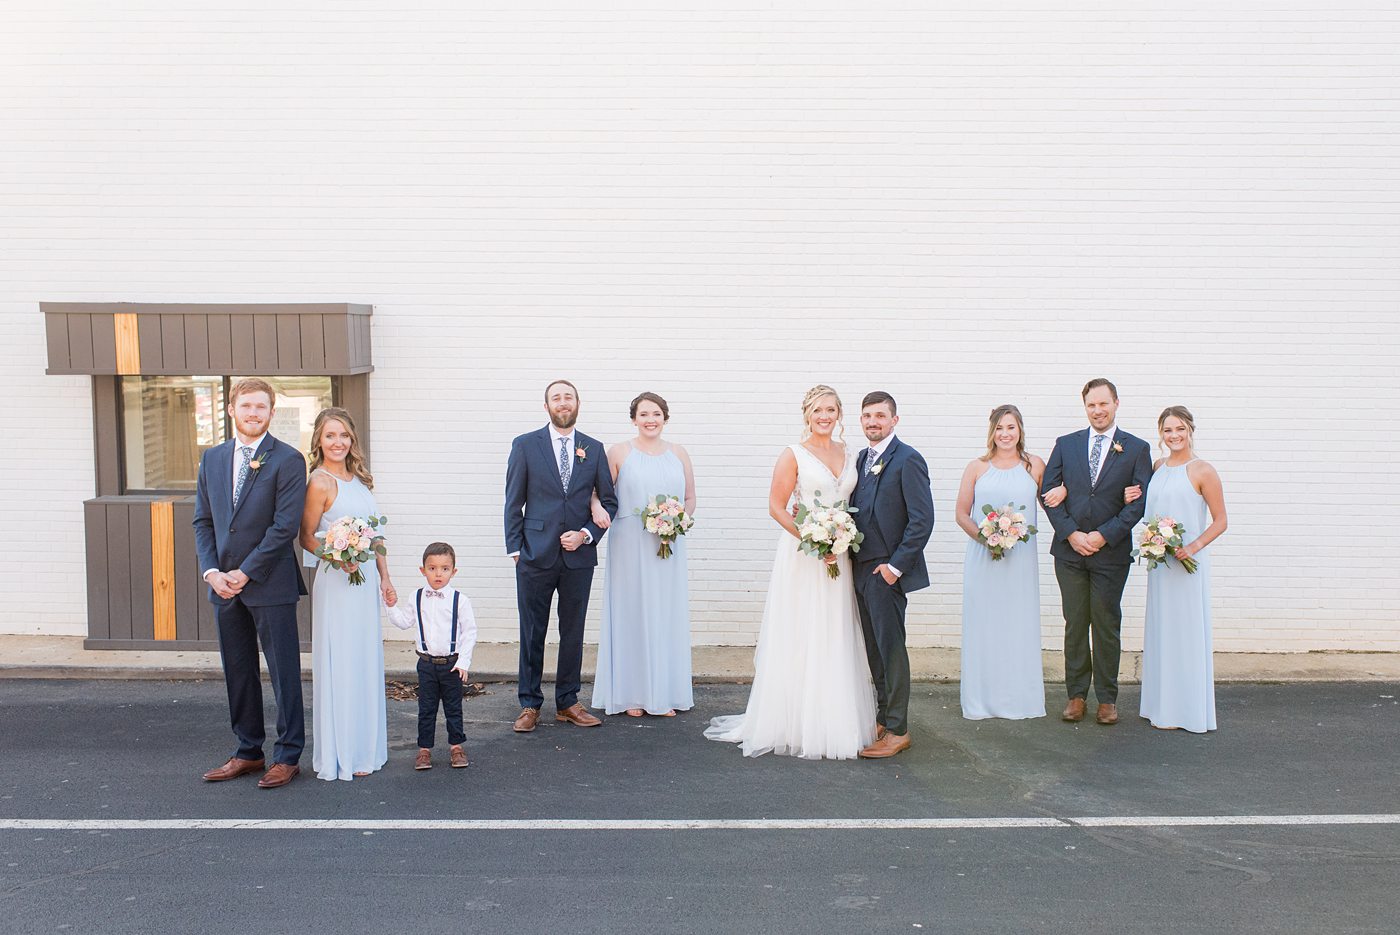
[981, 404, 1032, 472]
[309, 407, 374, 489]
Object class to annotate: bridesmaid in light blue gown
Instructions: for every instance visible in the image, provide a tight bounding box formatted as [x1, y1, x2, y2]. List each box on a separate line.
[956, 405, 1047, 720]
[299, 408, 396, 780]
[1139, 406, 1228, 733]
[590, 392, 697, 717]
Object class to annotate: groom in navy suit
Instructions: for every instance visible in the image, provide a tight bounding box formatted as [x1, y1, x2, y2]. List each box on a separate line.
[193, 378, 308, 788]
[1041, 378, 1153, 726]
[850, 391, 935, 759]
[504, 379, 618, 733]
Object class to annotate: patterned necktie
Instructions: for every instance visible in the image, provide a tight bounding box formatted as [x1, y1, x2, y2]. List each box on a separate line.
[233, 446, 253, 508]
[558, 436, 572, 494]
[866, 447, 880, 475]
[1088, 434, 1106, 488]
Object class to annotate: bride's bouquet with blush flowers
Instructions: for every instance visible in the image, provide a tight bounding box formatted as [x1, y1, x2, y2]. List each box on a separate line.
[1133, 516, 1198, 574]
[795, 498, 864, 579]
[977, 503, 1036, 560]
[636, 494, 694, 559]
[315, 514, 387, 585]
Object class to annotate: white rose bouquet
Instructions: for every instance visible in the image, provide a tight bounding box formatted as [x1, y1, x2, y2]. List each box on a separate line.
[976, 502, 1037, 560]
[636, 494, 695, 559]
[315, 514, 388, 585]
[795, 498, 864, 579]
[1133, 516, 1198, 574]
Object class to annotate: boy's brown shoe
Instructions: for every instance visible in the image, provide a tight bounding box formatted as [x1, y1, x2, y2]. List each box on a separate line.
[449, 745, 469, 768]
[415, 749, 433, 770]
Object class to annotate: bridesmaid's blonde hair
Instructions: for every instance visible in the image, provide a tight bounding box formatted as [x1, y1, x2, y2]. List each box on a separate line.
[982, 404, 1032, 473]
[309, 407, 374, 489]
[800, 385, 845, 443]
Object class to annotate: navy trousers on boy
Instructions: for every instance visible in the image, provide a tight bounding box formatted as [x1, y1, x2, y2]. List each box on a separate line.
[417, 659, 466, 749]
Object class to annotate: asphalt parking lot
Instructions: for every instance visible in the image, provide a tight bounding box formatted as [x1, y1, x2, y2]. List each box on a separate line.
[2, 679, 1397, 934]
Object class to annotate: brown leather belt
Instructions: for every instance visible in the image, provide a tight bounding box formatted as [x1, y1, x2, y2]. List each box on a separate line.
[417, 651, 459, 666]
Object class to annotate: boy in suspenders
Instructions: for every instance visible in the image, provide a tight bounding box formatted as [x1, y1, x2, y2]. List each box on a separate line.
[385, 542, 478, 769]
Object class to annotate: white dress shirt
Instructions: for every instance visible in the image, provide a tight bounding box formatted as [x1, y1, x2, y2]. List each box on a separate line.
[862, 435, 902, 579]
[386, 586, 477, 674]
[1086, 424, 1118, 487]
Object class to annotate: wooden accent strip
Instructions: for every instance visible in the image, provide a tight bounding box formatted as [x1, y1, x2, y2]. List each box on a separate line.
[114, 313, 141, 374]
[150, 500, 177, 640]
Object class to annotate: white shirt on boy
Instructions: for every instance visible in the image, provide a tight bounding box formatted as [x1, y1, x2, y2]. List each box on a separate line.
[385, 585, 477, 676]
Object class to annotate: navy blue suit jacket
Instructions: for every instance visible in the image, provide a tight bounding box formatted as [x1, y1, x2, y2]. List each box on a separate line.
[851, 437, 936, 593]
[1040, 428, 1153, 567]
[193, 434, 309, 606]
[504, 427, 618, 570]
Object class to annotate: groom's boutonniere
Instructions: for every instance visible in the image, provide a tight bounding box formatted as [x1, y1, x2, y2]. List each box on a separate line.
[575, 446, 587, 461]
[870, 460, 884, 475]
[249, 451, 267, 471]
[1112, 441, 1123, 454]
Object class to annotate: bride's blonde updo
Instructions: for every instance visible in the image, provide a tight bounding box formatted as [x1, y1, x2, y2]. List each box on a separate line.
[800, 384, 845, 442]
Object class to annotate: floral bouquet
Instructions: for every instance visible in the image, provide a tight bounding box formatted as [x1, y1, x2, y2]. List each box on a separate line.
[1133, 516, 1198, 574]
[977, 503, 1037, 560]
[636, 494, 695, 559]
[795, 498, 864, 579]
[315, 514, 388, 585]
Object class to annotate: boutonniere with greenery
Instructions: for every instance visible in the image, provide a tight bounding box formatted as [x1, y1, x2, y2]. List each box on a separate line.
[249, 453, 267, 471]
[575, 446, 587, 461]
[1112, 441, 1123, 454]
[870, 460, 884, 475]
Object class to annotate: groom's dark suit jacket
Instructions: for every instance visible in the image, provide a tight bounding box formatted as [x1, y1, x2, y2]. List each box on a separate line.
[193, 434, 308, 606]
[852, 437, 935, 592]
[504, 427, 617, 569]
[1040, 429, 1153, 567]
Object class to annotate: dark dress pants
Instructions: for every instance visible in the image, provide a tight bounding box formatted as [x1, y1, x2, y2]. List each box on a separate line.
[214, 598, 304, 765]
[854, 558, 911, 736]
[1054, 558, 1131, 704]
[417, 658, 466, 749]
[516, 554, 594, 710]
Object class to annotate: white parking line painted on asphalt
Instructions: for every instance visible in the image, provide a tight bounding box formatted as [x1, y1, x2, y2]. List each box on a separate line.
[1, 814, 1398, 832]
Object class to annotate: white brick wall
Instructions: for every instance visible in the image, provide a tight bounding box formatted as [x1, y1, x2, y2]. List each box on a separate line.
[2, 2, 1398, 651]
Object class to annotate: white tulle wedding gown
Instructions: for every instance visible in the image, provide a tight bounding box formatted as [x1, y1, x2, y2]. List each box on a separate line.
[705, 443, 877, 759]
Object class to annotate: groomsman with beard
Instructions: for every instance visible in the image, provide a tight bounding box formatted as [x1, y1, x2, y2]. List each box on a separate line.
[850, 391, 935, 758]
[504, 380, 619, 733]
[1041, 378, 1153, 726]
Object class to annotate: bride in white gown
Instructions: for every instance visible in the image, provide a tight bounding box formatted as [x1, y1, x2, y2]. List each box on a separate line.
[705, 385, 878, 759]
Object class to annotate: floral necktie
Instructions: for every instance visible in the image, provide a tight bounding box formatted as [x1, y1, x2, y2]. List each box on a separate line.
[866, 448, 880, 475]
[558, 437, 572, 494]
[233, 446, 253, 508]
[1088, 434, 1106, 488]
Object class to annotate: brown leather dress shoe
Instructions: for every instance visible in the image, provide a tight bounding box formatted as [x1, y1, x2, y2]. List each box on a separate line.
[202, 757, 265, 782]
[859, 732, 912, 759]
[415, 749, 432, 770]
[1061, 698, 1087, 722]
[875, 723, 887, 741]
[1096, 703, 1119, 725]
[449, 745, 469, 768]
[556, 703, 602, 727]
[513, 708, 541, 732]
[257, 763, 300, 789]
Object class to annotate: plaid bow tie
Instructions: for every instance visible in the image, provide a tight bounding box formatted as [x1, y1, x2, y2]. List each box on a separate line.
[424, 589, 446, 599]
